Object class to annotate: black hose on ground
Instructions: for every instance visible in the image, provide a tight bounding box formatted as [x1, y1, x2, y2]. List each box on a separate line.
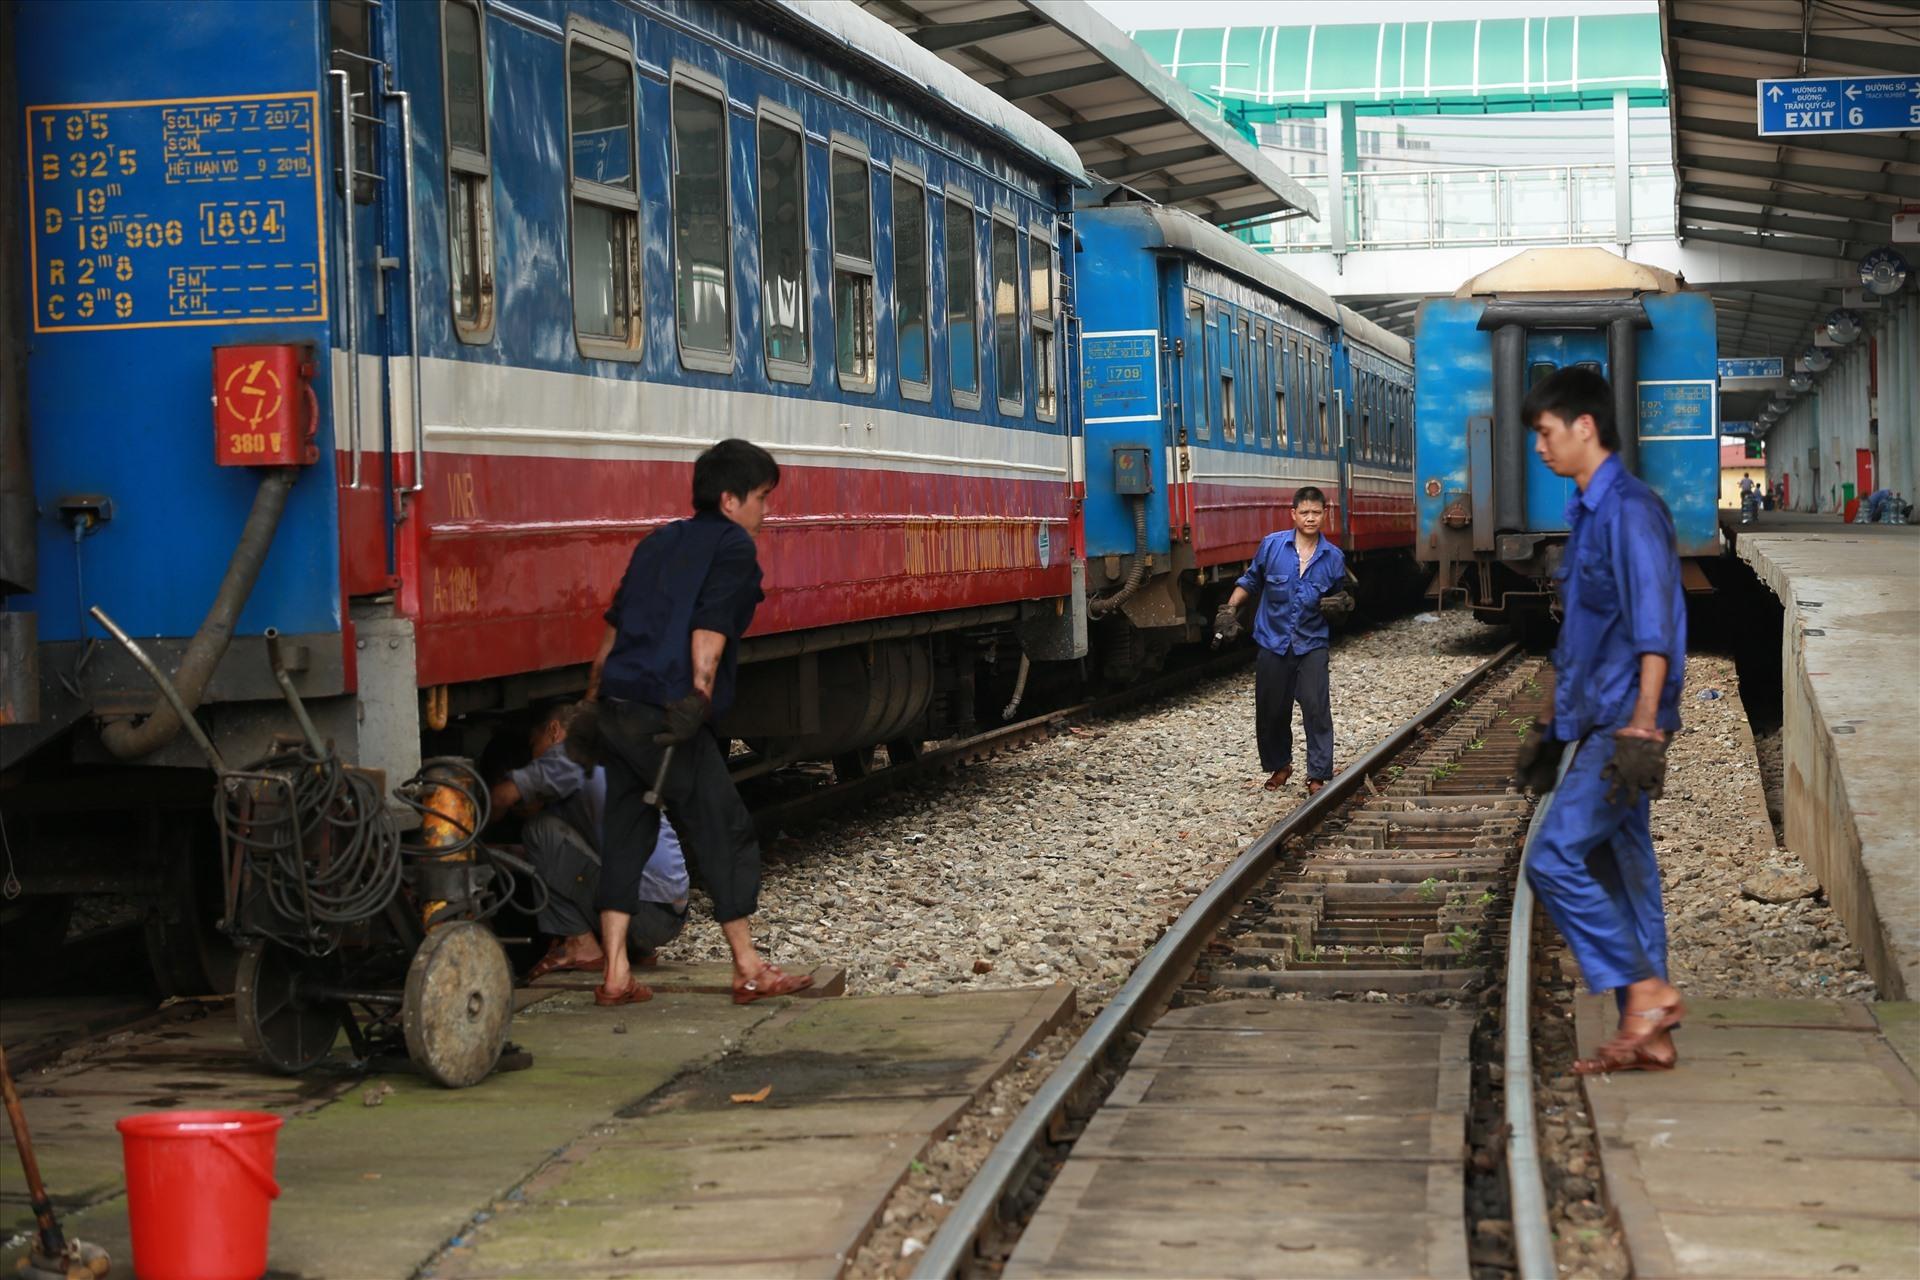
[1089, 495, 1150, 618]
[100, 468, 299, 759]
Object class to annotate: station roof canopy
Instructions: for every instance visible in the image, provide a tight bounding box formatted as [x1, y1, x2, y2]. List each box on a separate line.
[855, 0, 1321, 228]
[1663, 0, 1920, 361]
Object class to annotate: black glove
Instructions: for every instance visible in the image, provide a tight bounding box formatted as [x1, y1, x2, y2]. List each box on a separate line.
[652, 691, 710, 746]
[562, 701, 605, 769]
[1318, 590, 1356, 626]
[1211, 602, 1245, 647]
[1601, 732, 1668, 807]
[1515, 718, 1567, 794]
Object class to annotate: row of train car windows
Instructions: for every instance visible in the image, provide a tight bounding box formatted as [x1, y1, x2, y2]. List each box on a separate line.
[1354, 376, 1414, 466]
[1187, 296, 1343, 457]
[425, 0, 1059, 420]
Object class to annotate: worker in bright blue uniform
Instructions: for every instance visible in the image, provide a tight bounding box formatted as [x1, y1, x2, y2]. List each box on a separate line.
[1515, 366, 1687, 1075]
[1215, 486, 1356, 796]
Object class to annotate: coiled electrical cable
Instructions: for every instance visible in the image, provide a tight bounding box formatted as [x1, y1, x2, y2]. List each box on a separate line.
[393, 758, 548, 924]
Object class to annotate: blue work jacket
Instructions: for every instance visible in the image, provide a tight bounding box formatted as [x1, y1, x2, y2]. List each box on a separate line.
[1236, 531, 1348, 656]
[601, 511, 764, 719]
[1551, 455, 1687, 742]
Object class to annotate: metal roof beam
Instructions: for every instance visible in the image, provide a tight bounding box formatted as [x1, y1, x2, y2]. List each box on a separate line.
[992, 62, 1122, 100]
[1676, 151, 1920, 200]
[1681, 225, 1857, 260]
[1218, 197, 1306, 226]
[1668, 19, 1920, 73]
[1682, 180, 1898, 222]
[1678, 113, 1920, 165]
[909, 13, 1044, 52]
[1678, 201, 1882, 244]
[1098, 144, 1220, 181]
[1155, 174, 1255, 203]
[1055, 108, 1176, 143]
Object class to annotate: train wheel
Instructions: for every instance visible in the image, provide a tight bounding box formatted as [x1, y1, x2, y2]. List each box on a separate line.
[235, 943, 341, 1075]
[402, 921, 512, 1089]
[145, 813, 239, 998]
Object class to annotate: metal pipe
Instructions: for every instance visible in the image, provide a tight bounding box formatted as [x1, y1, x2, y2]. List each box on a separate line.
[912, 643, 1522, 1280]
[1505, 749, 1573, 1280]
[388, 88, 425, 495]
[1000, 653, 1031, 721]
[1491, 324, 1528, 533]
[330, 69, 362, 489]
[264, 628, 327, 757]
[1088, 496, 1149, 617]
[1608, 315, 1640, 477]
[88, 607, 228, 772]
[0, 5, 33, 598]
[95, 468, 295, 761]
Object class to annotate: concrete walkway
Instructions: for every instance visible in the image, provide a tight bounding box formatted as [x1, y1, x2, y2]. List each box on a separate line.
[3, 965, 1072, 1278]
[1578, 996, 1920, 1279]
[1730, 516, 1920, 998]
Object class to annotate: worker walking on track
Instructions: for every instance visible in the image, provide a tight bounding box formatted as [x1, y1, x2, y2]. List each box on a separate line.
[1213, 486, 1356, 797]
[582, 439, 813, 1008]
[1515, 366, 1687, 1074]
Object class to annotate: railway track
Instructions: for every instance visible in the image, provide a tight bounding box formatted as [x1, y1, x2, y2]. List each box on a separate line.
[913, 643, 1567, 1280]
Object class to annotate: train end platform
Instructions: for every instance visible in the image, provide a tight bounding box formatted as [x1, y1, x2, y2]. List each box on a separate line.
[1721, 513, 1920, 1000]
[1576, 994, 1920, 1278]
[2, 966, 1073, 1278]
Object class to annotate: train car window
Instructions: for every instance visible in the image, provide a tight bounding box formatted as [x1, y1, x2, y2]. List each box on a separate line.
[830, 141, 876, 392]
[757, 106, 808, 380]
[672, 69, 732, 367]
[1217, 312, 1235, 442]
[1240, 318, 1254, 445]
[1185, 297, 1209, 440]
[1528, 361, 1556, 389]
[892, 169, 930, 398]
[1030, 226, 1056, 422]
[441, 0, 495, 341]
[1316, 351, 1329, 454]
[1275, 337, 1288, 449]
[1253, 325, 1269, 445]
[330, 0, 375, 203]
[944, 195, 980, 406]
[566, 24, 641, 359]
[991, 214, 1022, 412]
[1575, 360, 1602, 376]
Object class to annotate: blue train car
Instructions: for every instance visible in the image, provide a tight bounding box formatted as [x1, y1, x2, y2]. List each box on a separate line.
[0, 0, 1086, 988]
[1414, 249, 1719, 624]
[1073, 202, 1415, 678]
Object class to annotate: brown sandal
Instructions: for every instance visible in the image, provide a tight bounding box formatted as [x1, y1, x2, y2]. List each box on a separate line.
[1573, 1001, 1684, 1074]
[1264, 767, 1294, 791]
[594, 980, 654, 1006]
[1574, 1045, 1676, 1075]
[527, 942, 604, 984]
[733, 965, 813, 1005]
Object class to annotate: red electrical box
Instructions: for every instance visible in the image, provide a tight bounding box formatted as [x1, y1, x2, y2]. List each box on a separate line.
[212, 344, 318, 467]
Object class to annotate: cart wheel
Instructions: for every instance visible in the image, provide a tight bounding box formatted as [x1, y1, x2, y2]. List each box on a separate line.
[236, 943, 340, 1074]
[402, 921, 512, 1088]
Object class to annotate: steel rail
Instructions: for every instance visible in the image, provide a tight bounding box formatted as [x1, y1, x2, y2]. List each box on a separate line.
[1505, 747, 1573, 1280]
[912, 640, 1522, 1280]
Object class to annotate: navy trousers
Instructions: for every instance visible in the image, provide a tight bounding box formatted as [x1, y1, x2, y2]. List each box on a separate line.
[1524, 733, 1669, 995]
[1255, 645, 1333, 780]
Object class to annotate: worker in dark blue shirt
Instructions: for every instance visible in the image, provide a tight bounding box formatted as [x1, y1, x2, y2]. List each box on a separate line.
[1514, 366, 1687, 1075]
[1215, 486, 1355, 796]
[583, 439, 813, 1008]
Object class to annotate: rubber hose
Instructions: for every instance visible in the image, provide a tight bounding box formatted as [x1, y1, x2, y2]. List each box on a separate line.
[1089, 495, 1150, 617]
[1001, 652, 1031, 722]
[100, 467, 299, 759]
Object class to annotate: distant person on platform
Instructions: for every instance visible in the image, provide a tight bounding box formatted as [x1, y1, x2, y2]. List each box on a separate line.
[1514, 366, 1687, 1074]
[489, 703, 690, 981]
[1739, 474, 1754, 504]
[1866, 487, 1893, 523]
[1213, 486, 1356, 797]
[577, 438, 813, 1008]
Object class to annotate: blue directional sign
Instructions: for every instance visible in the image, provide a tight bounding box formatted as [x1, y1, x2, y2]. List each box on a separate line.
[1718, 357, 1784, 380]
[1722, 421, 1757, 437]
[1757, 75, 1920, 137]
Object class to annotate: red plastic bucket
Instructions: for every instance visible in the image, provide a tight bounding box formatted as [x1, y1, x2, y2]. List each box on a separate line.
[116, 1110, 283, 1280]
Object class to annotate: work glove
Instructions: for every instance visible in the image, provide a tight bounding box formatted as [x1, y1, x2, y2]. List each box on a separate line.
[1318, 590, 1356, 626]
[1602, 732, 1668, 807]
[1211, 602, 1245, 648]
[1515, 717, 1567, 794]
[652, 691, 710, 746]
[563, 702, 605, 769]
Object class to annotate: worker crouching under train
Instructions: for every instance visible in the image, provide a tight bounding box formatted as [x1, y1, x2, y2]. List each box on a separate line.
[1515, 366, 1687, 1074]
[578, 439, 813, 1008]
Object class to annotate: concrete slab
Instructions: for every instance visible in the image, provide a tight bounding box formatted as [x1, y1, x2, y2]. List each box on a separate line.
[1010, 1002, 1472, 1278]
[1733, 523, 1920, 999]
[528, 959, 847, 1000]
[1873, 1002, 1920, 1076]
[434, 983, 1074, 1279]
[1576, 995, 1920, 1279]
